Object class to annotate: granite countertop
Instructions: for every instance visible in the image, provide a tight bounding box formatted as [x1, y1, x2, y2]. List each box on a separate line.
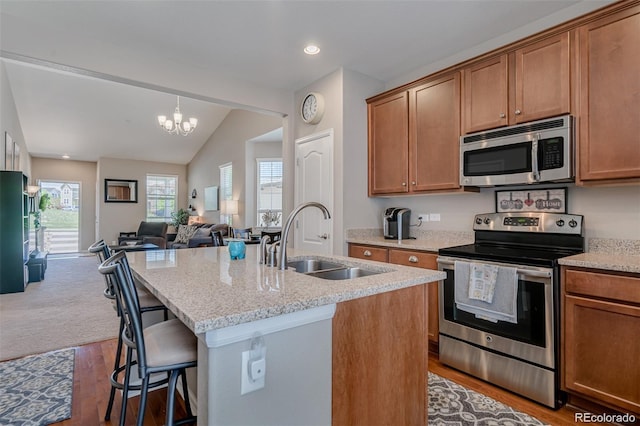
[558, 238, 640, 274]
[128, 246, 444, 334]
[346, 229, 474, 253]
[559, 253, 640, 274]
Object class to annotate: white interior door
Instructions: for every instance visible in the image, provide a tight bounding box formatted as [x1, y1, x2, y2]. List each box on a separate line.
[294, 130, 333, 254]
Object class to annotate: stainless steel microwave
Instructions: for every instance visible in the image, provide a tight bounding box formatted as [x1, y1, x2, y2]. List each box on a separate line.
[460, 115, 574, 187]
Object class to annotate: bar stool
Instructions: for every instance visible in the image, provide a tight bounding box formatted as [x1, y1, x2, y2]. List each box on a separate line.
[88, 240, 169, 423]
[99, 250, 197, 426]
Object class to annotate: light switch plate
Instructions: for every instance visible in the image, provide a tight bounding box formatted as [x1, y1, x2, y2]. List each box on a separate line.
[429, 213, 441, 222]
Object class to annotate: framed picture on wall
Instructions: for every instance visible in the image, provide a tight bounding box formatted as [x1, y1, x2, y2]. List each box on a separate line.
[204, 186, 219, 211]
[4, 132, 13, 171]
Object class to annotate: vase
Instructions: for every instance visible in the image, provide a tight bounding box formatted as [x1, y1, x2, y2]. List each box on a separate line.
[228, 240, 246, 260]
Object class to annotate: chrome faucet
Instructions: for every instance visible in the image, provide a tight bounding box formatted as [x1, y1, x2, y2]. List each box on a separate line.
[277, 202, 331, 270]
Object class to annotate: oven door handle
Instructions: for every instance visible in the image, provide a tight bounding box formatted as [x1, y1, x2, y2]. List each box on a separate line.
[436, 258, 552, 279]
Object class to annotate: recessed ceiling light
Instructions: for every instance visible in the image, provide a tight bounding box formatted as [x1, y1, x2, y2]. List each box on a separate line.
[62, 154, 70, 159]
[304, 45, 320, 55]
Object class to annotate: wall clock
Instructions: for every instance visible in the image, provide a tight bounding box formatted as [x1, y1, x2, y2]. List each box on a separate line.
[300, 92, 325, 124]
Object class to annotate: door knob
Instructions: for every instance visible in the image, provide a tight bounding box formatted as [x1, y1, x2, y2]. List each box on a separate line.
[515, 109, 522, 115]
[499, 113, 506, 119]
[317, 233, 329, 240]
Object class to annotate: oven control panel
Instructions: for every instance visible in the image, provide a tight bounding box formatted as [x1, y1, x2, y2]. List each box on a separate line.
[473, 212, 583, 235]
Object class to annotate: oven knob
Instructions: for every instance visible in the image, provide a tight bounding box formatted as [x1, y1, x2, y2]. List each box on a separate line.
[475, 217, 483, 225]
[484, 218, 491, 225]
[556, 219, 565, 227]
[569, 219, 578, 228]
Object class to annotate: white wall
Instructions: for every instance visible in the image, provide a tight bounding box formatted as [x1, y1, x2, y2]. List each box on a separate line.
[0, 61, 30, 178]
[97, 157, 187, 245]
[188, 110, 283, 228]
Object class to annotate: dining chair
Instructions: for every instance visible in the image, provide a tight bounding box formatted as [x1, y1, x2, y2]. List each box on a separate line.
[99, 250, 197, 426]
[232, 227, 252, 239]
[211, 230, 225, 247]
[88, 240, 169, 423]
[260, 230, 281, 243]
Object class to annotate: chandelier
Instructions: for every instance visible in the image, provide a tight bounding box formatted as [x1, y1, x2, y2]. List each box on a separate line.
[157, 96, 198, 136]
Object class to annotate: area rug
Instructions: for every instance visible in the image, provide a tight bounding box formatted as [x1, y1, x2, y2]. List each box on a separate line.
[428, 372, 546, 425]
[0, 255, 119, 361]
[0, 348, 75, 425]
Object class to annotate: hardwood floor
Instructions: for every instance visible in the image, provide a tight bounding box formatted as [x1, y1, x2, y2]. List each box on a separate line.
[56, 339, 189, 426]
[54, 339, 617, 425]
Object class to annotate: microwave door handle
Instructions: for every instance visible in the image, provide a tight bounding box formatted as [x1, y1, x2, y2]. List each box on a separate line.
[531, 133, 541, 182]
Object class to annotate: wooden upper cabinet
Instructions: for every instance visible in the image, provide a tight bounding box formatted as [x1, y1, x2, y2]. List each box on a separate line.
[463, 33, 571, 134]
[409, 72, 461, 192]
[463, 55, 508, 133]
[514, 32, 570, 124]
[577, 5, 640, 183]
[368, 92, 409, 195]
[368, 72, 463, 196]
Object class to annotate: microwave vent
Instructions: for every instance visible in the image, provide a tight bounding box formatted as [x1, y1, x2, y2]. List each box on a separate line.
[463, 116, 569, 144]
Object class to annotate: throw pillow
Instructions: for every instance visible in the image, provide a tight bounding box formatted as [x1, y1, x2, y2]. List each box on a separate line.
[174, 225, 198, 244]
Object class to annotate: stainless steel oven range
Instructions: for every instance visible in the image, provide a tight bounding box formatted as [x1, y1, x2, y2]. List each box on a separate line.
[437, 212, 584, 408]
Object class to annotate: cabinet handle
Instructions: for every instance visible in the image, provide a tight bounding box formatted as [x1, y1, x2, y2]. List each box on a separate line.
[411, 181, 416, 185]
[515, 109, 521, 115]
[402, 182, 407, 186]
[499, 113, 506, 119]
[363, 250, 372, 257]
[408, 255, 419, 263]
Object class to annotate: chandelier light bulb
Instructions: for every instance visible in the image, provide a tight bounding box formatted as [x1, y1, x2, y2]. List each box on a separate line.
[157, 95, 198, 136]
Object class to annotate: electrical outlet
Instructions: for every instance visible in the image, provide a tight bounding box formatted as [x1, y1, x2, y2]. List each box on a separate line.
[417, 213, 429, 222]
[429, 213, 441, 222]
[241, 350, 266, 395]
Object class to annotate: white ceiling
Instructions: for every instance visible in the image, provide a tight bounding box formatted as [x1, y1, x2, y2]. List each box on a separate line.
[0, 0, 615, 164]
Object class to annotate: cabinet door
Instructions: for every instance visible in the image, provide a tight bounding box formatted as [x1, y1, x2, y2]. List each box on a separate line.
[514, 33, 570, 124]
[564, 295, 640, 413]
[368, 92, 409, 195]
[577, 5, 640, 183]
[463, 54, 508, 134]
[409, 72, 461, 192]
[388, 249, 439, 347]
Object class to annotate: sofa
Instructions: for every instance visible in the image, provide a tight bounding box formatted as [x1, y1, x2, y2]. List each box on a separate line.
[118, 221, 168, 249]
[167, 223, 228, 249]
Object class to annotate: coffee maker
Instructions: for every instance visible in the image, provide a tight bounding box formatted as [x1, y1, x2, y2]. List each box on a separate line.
[383, 207, 411, 240]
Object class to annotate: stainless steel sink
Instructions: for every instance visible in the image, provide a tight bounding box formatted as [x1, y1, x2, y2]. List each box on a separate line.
[306, 267, 380, 280]
[287, 259, 345, 273]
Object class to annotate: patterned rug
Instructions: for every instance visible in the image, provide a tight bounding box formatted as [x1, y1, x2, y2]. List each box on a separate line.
[0, 348, 75, 425]
[428, 372, 546, 425]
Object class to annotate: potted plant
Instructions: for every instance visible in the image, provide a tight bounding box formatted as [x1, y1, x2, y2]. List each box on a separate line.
[171, 208, 190, 228]
[32, 192, 51, 254]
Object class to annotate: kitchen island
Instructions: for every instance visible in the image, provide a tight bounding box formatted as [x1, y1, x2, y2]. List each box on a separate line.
[127, 244, 444, 425]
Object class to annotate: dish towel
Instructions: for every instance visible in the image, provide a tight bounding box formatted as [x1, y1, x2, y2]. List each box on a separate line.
[454, 261, 518, 324]
[468, 263, 498, 302]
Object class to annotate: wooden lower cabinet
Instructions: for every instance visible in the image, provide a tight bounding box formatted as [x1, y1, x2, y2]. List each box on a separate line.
[349, 243, 440, 352]
[562, 267, 640, 414]
[333, 284, 426, 425]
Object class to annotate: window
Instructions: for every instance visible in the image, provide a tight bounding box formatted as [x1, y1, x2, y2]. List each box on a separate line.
[219, 163, 232, 224]
[256, 159, 283, 227]
[146, 175, 177, 222]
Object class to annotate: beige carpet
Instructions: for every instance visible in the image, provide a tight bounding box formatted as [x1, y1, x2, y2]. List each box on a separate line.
[0, 255, 120, 361]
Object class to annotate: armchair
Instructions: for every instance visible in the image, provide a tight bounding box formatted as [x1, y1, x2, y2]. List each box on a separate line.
[118, 221, 168, 249]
